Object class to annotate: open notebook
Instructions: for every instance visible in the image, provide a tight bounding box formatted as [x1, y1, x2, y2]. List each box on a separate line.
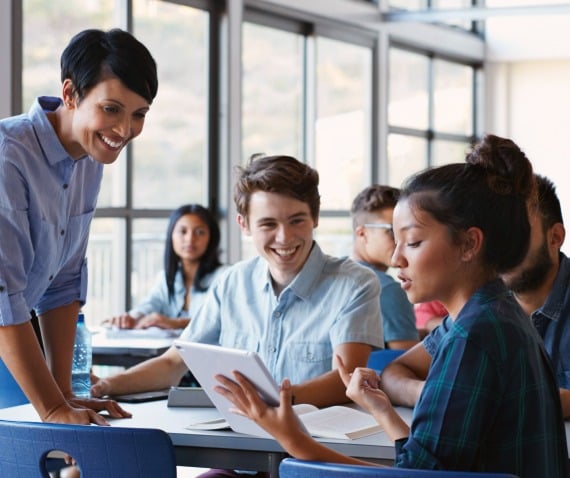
[173, 340, 383, 440]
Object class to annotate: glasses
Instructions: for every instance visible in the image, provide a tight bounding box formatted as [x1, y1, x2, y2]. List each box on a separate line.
[364, 223, 394, 237]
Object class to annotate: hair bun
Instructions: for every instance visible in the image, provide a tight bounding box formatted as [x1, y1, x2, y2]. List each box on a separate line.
[466, 134, 534, 200]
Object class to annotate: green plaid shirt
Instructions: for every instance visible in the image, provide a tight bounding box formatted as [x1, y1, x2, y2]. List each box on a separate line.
[395, 280, 568, 477]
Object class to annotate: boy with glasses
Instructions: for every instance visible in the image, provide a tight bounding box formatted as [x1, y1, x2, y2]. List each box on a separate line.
[351, 185, 419, 350]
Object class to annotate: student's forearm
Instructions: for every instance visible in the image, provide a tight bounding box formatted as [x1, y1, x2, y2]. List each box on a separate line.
[0, 322, 68, 420]
[292, 370, 349, 407]
[102, 347, 187, 395]
[279, 428, 387, 467]
[39, 302, 81, 396]
[560, 388, 570, 419]
[380, 363, 424, 407]
[369, 405, 409, 442]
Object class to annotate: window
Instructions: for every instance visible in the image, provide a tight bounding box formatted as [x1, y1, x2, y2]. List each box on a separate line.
[241, 16, 374, 258]
[242, 22, 303, 161]
[387, 46, 477, 188]
[16, 0, 483, 325]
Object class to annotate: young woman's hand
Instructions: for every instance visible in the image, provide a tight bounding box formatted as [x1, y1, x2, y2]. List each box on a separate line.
[214, 373, 307, 447]
[102, 313, 137, 329]
[134, 313, 186, 330]
[337, 355, 393, 415]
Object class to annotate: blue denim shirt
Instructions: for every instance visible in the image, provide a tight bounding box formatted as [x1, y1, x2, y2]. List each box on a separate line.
[0, 97, 103, 325]
[180, 242, 383, 384]
[531, 252, 570, 389]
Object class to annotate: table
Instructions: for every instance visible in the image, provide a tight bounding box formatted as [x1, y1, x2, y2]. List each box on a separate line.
[2, 402, 569, 477]
[0, 401, 406, 476]
[91, 329, 176, 367]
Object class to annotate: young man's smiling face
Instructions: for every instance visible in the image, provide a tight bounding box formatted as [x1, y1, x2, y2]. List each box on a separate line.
[238, 191, 317, 292]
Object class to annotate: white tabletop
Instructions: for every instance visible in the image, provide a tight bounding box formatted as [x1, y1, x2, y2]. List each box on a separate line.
[1, 401, 569, 475]
[0, 400, 405, 472]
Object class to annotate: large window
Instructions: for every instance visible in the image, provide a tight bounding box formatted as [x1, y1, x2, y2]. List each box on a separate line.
[241, 18, 374, 259]
[16, 0, 484, 326]
[387, 46, 478, 188]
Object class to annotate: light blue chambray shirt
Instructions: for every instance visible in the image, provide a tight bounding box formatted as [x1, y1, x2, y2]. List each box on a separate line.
[180, 242, 383, 384]
[129, 266, 228, 319]
[0, 97, 103, 325]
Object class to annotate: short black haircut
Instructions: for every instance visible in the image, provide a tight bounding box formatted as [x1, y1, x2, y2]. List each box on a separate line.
[61, 28, 158, 104]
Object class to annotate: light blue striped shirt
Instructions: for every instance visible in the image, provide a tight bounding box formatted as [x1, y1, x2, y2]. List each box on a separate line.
[0, 96, 103, 325]
[180, 242, 383, 384]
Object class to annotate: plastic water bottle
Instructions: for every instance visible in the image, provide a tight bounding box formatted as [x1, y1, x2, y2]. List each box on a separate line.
[72, 311, 92, 398]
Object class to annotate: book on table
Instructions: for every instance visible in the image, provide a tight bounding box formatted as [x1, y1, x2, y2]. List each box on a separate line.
[173, 340, 383, 440]
[185, 402, 382, 440]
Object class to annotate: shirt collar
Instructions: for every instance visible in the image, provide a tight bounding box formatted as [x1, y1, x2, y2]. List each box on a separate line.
[533, 252, 570, 323]
[32, 96, 75, 165]
[259, 241, 326, 300]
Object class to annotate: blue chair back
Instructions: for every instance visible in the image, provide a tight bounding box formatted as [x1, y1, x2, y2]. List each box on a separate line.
[0, 359, 29, 408]
[0, 420, 177, 478]
[279, 458, 520, 477]
[366, 349, 405, 373]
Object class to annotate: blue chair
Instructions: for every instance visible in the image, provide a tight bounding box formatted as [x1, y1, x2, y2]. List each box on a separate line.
[0, 358, 28, 409]
[0, 420, 177, 478]
[367, 349, 405, 373]
[279, 458, 520, 477]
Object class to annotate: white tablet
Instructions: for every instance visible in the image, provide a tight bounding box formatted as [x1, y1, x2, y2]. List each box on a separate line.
[173, 340, 280, 437]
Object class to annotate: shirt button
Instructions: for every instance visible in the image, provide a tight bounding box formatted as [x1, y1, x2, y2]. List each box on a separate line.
[63, 184, 69, 189]
[274, 311, 281, 318]
[272, 347, 277, 353]
[60, 229, 65, 236]
[48, 275, 54, 281]
[0, 286, 4, 292]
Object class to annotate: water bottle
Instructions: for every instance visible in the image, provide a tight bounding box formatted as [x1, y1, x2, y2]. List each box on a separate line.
[72, 311, 92, 398]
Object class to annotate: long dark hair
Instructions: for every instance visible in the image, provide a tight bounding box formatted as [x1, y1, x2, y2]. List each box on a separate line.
[164, 204, 222, 299]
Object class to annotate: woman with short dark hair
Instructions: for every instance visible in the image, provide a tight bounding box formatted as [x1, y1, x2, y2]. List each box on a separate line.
[0, 28, 158, 425]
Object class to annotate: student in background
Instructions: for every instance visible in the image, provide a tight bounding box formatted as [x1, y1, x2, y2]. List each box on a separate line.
[214, 135, 568, 477]
[350, 185, 419, 350]
[105, 204, 225, 331]
[0, 28, 157, 425]
[414, 300, 447, 339]
[501, 174, 570, 418]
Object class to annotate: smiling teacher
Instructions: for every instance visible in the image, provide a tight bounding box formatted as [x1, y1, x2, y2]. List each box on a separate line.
[0, 28, 158, 425]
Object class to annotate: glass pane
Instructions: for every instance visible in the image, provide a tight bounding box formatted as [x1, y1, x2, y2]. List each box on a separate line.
[432, 139, 470, 167]
[314, 217, 353, 258]
[85, 218, 125, 328]
[432, 0, 473, 30]
[242, 23, 303, 161]
[133, 1, 209, 208]
[131, 218, 169, 308]
[389, 49, 429, 130]
[433, 59, 473, 135]
[315, 37, 372, 210]
[389, 0, 427, 9]
[387, 134, 427, 188]
[22, 0, 114, 109]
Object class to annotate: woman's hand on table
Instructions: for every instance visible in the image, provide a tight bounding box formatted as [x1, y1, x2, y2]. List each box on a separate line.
[102, 313, 137, 329]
